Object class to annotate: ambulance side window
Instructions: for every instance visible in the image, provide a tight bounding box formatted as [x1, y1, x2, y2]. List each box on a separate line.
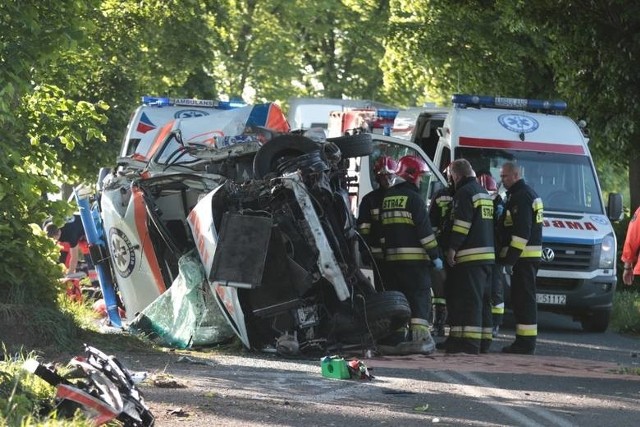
[125, 138, 141, 157]
[370, 141, 434, 203]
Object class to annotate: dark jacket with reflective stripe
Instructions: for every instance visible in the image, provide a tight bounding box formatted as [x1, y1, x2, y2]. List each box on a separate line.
[357, 188, 385, 260]
[429, 186, 454, 250]
[380, 181, 439, 264]
[448, 177, 495, 265]
[497, 179, 544, 265]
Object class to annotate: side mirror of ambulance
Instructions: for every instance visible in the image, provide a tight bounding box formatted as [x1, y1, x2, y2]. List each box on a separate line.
[606, 192, 623, 221]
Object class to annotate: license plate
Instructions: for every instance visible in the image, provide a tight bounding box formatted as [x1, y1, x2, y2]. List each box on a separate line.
[536, 293, 566, 305]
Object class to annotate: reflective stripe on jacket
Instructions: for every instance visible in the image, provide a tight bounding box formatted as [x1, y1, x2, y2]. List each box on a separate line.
[448, 177, 495, 265]
[429, 187, 454, 249]
[381, 181, 439, 264]
[498, 179, 543, 264]
[357, 188, 385, 260]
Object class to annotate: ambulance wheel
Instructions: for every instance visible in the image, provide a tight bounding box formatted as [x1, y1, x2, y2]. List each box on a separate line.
[253, 134, 320, 179]
[327, 133, 373, 158]
[580, 310, 610, 332]
[337, 291, 411, 344]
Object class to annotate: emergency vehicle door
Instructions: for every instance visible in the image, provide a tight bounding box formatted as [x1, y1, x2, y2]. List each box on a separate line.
[357, 135, 447, 209]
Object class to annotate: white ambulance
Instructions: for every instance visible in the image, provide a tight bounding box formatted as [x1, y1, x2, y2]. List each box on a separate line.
[119, 96, 247, 159]
[415, 94, 622, 331]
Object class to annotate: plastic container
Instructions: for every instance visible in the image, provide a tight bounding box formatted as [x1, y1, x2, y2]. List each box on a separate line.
[320, 356, 351, 379]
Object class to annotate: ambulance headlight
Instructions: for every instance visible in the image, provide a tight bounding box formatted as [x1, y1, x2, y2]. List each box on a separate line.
[598, 233, 615, 269]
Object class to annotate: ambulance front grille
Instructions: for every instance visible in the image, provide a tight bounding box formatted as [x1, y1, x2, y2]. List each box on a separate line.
[539, 242, 594, 270]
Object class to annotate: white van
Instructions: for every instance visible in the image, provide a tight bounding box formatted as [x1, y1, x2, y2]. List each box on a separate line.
[287, 97, 397, 131]
[410, 94, 622, 331]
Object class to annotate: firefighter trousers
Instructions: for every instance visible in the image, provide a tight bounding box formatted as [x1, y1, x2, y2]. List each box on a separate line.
[511, 260, 540, 350]
[447, 264, 493, 354]
[385, 263, 431, 322]
[491, 263, 506, 327]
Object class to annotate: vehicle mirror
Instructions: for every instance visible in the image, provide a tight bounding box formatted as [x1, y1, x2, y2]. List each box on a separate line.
[606, 192, 623, 221]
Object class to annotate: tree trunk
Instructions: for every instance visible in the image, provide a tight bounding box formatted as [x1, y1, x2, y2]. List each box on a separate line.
[630, 152, 640, 213]
[61, 182, 73, 203]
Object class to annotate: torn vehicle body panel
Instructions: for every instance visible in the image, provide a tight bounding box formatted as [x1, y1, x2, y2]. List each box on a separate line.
[100, 183, 169, 317]
[282, 172, 349, 301]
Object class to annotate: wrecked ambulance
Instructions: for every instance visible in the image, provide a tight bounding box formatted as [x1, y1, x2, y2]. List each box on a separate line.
[86, 98, 419, 355]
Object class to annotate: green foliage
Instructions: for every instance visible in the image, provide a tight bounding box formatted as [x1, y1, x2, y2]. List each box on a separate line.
[0, 349, 52, 425]
[611, 289, 640, 334]
[382, 0, 556, 106]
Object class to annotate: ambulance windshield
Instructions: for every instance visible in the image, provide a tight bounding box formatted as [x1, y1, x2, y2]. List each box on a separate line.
[457, 148, 603, 215]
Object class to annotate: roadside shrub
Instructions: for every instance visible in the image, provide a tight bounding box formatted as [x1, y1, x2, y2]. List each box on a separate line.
[610, 289, 640, 334]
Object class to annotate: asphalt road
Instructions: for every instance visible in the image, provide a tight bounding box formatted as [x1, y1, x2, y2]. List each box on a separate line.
[123, 311, 640, 426]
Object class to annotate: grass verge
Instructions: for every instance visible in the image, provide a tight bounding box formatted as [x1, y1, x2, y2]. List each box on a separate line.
[610, 288, 640, 335]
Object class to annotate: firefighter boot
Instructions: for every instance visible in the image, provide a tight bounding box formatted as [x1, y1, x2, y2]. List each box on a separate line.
[492, 313, 502, 338]
[433, 305, 447, 337]
[502, 336, 536, 355]
[376, 326, 409, 355]
[393, 322, 436, 355]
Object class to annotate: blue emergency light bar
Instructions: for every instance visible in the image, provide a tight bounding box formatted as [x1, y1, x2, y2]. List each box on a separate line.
[452, 94, 567, 112]
[376, 109, 399, 119]
[141, 96, 246, 109]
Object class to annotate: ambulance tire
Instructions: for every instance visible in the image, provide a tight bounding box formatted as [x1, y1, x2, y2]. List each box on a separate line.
[580, 310, 610, 333]
[253, 134, 320, 179]
[327, 133, 373, 158]
[337, 291, 411, 344]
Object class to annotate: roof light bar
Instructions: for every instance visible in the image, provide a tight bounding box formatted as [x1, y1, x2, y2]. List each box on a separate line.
[376, 109, 399, 119]
[452, 94, 567, 112]
[141, 96, 246, 110]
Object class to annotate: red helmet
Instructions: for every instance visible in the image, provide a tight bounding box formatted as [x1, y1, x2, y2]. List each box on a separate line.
[477, 173, 497, 192]
[373, 156, 397, 175]
[396, 155, 429, 184]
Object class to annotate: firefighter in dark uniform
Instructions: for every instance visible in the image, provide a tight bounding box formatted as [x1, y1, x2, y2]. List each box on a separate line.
[377, 155, 442, 355]
[357, 156, 397, 288]
[445, 159, 495, 354]
[428, 170, 455, 337]
[497, 161, 543, 355]
[476, 172, 507, 337]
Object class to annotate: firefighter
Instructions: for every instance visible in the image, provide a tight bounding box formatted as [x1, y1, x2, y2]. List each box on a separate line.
[377, 155, 442, 355]
[428, 168, 455, 337]
[497, 161, 543, 355]
[445, 159, 495, 354]
[476, 172, 507, 337]
[357, 156, 397, 288]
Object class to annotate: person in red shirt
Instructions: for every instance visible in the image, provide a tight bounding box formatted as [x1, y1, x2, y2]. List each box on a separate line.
[622, 206, 640, 285]
[44, 214, 85, 274]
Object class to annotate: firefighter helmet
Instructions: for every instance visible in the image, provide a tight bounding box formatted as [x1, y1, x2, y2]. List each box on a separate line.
[396, 155, 429, 185]
[477, 172, 498, 192]
[373, 156, 397, 175]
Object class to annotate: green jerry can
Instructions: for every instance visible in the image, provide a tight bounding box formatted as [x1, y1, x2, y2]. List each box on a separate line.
[320, 356, 351, 379]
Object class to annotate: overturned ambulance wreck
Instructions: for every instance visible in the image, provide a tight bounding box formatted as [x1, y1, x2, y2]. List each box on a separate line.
[82, 100, 411, 356]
